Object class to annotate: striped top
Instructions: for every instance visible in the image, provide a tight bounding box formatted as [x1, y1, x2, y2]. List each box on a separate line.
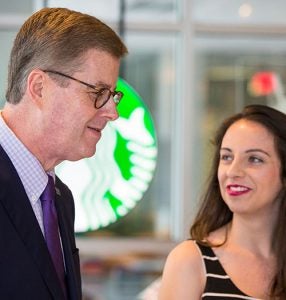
[195, 242, 263, 300]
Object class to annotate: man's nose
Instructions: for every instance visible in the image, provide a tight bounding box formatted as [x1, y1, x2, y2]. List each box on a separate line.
[102, 96, 119, 121]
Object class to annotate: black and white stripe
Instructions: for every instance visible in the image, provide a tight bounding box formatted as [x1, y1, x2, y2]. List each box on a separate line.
[195, 241, 263, 300]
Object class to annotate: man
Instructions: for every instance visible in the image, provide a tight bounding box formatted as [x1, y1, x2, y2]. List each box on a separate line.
[0, 7, 127, 300]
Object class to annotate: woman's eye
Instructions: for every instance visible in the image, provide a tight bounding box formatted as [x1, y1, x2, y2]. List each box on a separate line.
[220, 154, 232, 161]
[249, 156, 263, 163]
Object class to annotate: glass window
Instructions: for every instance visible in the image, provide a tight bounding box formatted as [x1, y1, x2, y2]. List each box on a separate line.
[0, 30, 18, 107]
[193, 0, 286, 25]
[0, 0, 36, 106]
[47, 0, 119, 22]
[47, 0, 180, 23]
[0, 0, 34, 14]
[125, 0, 180, 23]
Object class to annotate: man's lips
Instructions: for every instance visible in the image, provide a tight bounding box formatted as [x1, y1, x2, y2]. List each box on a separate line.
[87, 126, 102, 135]
[226, 184, 251, 196]
[87, 124, 105, 132]
[89, 127, 100, 132]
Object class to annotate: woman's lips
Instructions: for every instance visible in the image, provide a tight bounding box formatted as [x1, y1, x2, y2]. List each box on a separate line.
[226, 184, 251, 196]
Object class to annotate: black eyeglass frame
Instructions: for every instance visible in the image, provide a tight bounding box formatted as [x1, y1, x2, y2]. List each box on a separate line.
[43, 70, 123, 109]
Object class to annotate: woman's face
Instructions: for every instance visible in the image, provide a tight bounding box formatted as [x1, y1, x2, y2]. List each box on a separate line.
[218, 119, 283, 217]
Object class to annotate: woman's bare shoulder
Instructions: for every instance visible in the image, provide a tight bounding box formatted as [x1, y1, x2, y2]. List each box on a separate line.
[158, 240, 205, 300]
[166, 240, 202, 264]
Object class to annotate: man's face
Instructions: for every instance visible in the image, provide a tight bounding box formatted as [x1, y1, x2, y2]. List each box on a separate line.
[42, 49, 120, 163]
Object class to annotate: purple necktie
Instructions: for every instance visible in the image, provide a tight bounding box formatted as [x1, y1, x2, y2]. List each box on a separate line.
[40, 175, 67, 298]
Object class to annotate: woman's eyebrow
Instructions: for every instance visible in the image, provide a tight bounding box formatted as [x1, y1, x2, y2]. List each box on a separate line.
[220, 147, 270, 157]
[245, 149, 270, 157]
[220, 147, 231, 152]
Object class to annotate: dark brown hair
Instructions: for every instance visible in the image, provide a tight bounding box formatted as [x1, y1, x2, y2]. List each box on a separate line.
[191, 104, 286, 298]
[6, 7, 128, 104]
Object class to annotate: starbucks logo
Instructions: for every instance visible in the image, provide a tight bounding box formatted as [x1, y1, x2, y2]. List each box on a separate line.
[56, 78, 158, 232]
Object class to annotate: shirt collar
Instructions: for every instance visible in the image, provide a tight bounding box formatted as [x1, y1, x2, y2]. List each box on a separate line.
[0, 112, 53, 204]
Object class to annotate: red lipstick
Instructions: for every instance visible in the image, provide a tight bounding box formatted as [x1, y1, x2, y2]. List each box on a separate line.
[226, 184, 251, 196]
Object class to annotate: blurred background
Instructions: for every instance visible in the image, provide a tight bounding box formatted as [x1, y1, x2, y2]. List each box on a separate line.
[1, 0, 286, 299]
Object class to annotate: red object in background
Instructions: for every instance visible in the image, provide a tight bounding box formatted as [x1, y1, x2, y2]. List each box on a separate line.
[249, 71, 278, 96]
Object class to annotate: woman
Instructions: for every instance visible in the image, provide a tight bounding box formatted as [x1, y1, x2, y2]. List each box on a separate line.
[159, 105, 286, 299]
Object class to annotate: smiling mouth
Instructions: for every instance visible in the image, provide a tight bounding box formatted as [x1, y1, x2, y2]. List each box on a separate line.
[226, 184, 251, 196]
[87, 126, 101, 133]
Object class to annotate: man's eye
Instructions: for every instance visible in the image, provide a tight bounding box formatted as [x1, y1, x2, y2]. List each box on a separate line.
[88, 92, 98, 101]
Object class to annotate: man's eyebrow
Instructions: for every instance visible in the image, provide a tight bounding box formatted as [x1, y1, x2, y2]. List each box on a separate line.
[93, 81, 111, 89]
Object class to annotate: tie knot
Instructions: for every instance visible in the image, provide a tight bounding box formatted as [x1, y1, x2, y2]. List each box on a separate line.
[40, 175, 55, 203]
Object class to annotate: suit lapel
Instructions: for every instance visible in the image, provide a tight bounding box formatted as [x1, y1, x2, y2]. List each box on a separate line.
[55, 181, 81, 300]
[0, 146, 65, 299]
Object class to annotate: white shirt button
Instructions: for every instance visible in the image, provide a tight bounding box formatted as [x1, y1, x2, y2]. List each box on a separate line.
[31, 194, 37, 202]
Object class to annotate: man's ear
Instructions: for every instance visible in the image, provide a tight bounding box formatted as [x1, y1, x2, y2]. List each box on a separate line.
[26, 69, 46, 105]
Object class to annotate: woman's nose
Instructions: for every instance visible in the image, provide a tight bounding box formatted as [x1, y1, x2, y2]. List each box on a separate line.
[226, 159, 244, 178]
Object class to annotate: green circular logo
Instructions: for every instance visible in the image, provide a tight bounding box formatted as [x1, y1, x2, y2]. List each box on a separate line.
[56, 78, 158, 232]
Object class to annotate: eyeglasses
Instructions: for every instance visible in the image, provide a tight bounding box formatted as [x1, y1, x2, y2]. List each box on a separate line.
[43, 70, 123, 109]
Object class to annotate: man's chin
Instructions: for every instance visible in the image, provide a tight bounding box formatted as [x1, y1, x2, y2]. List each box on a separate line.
[83, 147, 97, 159]
[67, 147, 97, 162]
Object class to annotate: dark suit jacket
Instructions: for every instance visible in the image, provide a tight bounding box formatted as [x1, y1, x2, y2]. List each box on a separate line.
[0, 145, 82, 300]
